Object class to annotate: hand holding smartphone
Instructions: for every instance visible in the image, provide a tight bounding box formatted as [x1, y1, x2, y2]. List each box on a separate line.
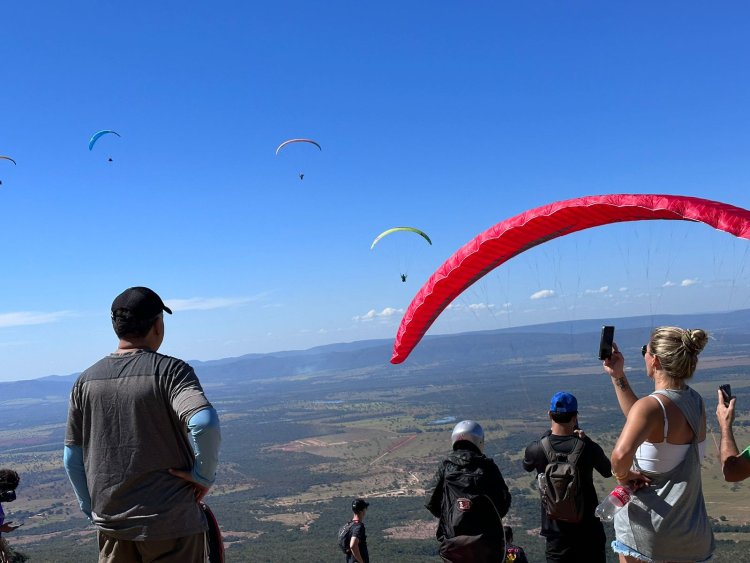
[719, 384, 732, 407]
[599, 325, 615, 360]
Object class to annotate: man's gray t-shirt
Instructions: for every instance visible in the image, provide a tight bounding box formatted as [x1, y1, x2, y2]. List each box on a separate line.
[65, 349, 211, 541]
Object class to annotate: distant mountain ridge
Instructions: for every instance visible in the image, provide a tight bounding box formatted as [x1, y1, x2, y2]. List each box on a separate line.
[2, 308, 750, 411]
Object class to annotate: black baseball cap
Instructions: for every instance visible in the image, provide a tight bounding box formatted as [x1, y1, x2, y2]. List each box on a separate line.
[352, 498, 369, 512]
[111, 287, 172, 321]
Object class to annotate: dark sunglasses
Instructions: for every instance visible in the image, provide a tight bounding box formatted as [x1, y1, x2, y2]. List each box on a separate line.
[0, 489, 16, 502]
[641, 344, 648, 357]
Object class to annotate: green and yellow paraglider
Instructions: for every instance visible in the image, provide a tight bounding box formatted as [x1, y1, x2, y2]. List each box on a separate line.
[371, 227, 432, 282]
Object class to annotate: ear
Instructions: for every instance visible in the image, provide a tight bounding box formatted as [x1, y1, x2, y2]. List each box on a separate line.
[152, 315, 164, 338]
[652, 354, 662, 370]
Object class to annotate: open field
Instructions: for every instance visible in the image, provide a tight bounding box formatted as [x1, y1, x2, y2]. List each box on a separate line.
[2, 321, 750, 561]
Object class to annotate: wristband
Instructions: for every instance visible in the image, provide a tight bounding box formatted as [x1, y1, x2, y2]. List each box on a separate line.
[612, 470, 629, 481]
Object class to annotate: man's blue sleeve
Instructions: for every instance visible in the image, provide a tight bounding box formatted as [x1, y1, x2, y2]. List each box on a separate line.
[63, 445, 92, 519]
[188, 407, 221, 488]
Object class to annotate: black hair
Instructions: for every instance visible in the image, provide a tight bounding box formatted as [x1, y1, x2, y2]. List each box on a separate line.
[112, 312, 159, 338]
[504, 525, 513, 542]
[0, 468, 19, 490]
[550, 411, 577, 424]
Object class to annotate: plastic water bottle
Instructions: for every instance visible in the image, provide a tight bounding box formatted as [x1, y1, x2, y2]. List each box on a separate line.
[595, 485, 633, 521]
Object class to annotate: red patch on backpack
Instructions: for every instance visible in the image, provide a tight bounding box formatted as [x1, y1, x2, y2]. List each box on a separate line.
[456, 498, 472, 511]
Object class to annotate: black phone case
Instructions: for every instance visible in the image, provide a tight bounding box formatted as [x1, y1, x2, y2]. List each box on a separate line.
[720, 384, 732, 406]
[598, 326, 615, 360]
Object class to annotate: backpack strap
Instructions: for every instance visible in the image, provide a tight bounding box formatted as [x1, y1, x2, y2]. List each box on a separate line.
[540, 435, 585, 465]
[342, 520, 354, 553]
[540, 436, 556, 464]
[481, 493, 504, 528]
[566, 438, 585, 466]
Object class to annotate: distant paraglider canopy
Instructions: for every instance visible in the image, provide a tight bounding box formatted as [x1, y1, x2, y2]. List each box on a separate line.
[0, 156, 16, 186]
[371, 227, 432, 283]
[88, 130, 121, 151]
[370, 227, 432, 250]
[390, 194, 750, 364]
[275, 138, 322, 155]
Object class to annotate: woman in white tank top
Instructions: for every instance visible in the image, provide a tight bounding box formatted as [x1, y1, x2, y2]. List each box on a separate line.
[602, 326, 714, 563]
[634, 392, 707, 473]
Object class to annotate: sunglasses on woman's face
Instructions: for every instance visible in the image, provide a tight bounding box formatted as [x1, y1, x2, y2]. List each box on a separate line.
[641, 344, 648, 357]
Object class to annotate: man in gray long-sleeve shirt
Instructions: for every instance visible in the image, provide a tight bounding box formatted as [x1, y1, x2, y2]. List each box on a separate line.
[64, 286, 221, 563]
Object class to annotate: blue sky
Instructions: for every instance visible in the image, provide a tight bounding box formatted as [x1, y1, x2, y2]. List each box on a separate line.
[1, 2, 750, 381]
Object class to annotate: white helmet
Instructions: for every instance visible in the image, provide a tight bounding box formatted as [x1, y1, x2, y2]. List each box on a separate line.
[451, 420, 484, 453]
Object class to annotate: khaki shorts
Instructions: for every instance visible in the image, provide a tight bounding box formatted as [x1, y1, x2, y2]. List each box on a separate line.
[97, 530, 206, 563]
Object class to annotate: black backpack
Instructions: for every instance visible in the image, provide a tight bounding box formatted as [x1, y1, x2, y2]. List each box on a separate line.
[537, 436, 585, 523]
[442, 465, 503, 538]
[337, 520, 354, 554]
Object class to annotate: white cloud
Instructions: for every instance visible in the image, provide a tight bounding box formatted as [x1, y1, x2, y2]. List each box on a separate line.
[619, 287, 628, 292]
[662, 281, 676, 288]
[356, 310, 378, 321]
[166, 296, 261, 312]
[681, 279, 698, 287]
[353, 307, 404, 322]
[0, 311, 71, 328]
[468, 303, 495, 311]
[447, 302, 507, 313]
[0, 339, 28, 348]
[585, 286, 609, 294]
[530, 289, 556, 300]
[379, 307, 402, 317]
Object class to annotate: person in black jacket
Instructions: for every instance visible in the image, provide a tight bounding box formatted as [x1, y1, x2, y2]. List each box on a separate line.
[523, 391, 611, 563]
[425, 420, 511, 562]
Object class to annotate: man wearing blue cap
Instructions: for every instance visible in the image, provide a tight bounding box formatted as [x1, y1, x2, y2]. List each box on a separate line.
[523, 392, 611, 563]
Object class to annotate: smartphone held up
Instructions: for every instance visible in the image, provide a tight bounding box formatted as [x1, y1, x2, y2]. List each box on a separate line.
[599, 325, 615, 361]
[719, 384, 732, 407]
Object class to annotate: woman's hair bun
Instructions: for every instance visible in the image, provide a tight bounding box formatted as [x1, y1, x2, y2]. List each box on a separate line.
[682, 329, 708, 355]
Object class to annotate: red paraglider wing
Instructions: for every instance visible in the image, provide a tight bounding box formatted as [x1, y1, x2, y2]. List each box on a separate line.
[391, 194, 750, 364]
